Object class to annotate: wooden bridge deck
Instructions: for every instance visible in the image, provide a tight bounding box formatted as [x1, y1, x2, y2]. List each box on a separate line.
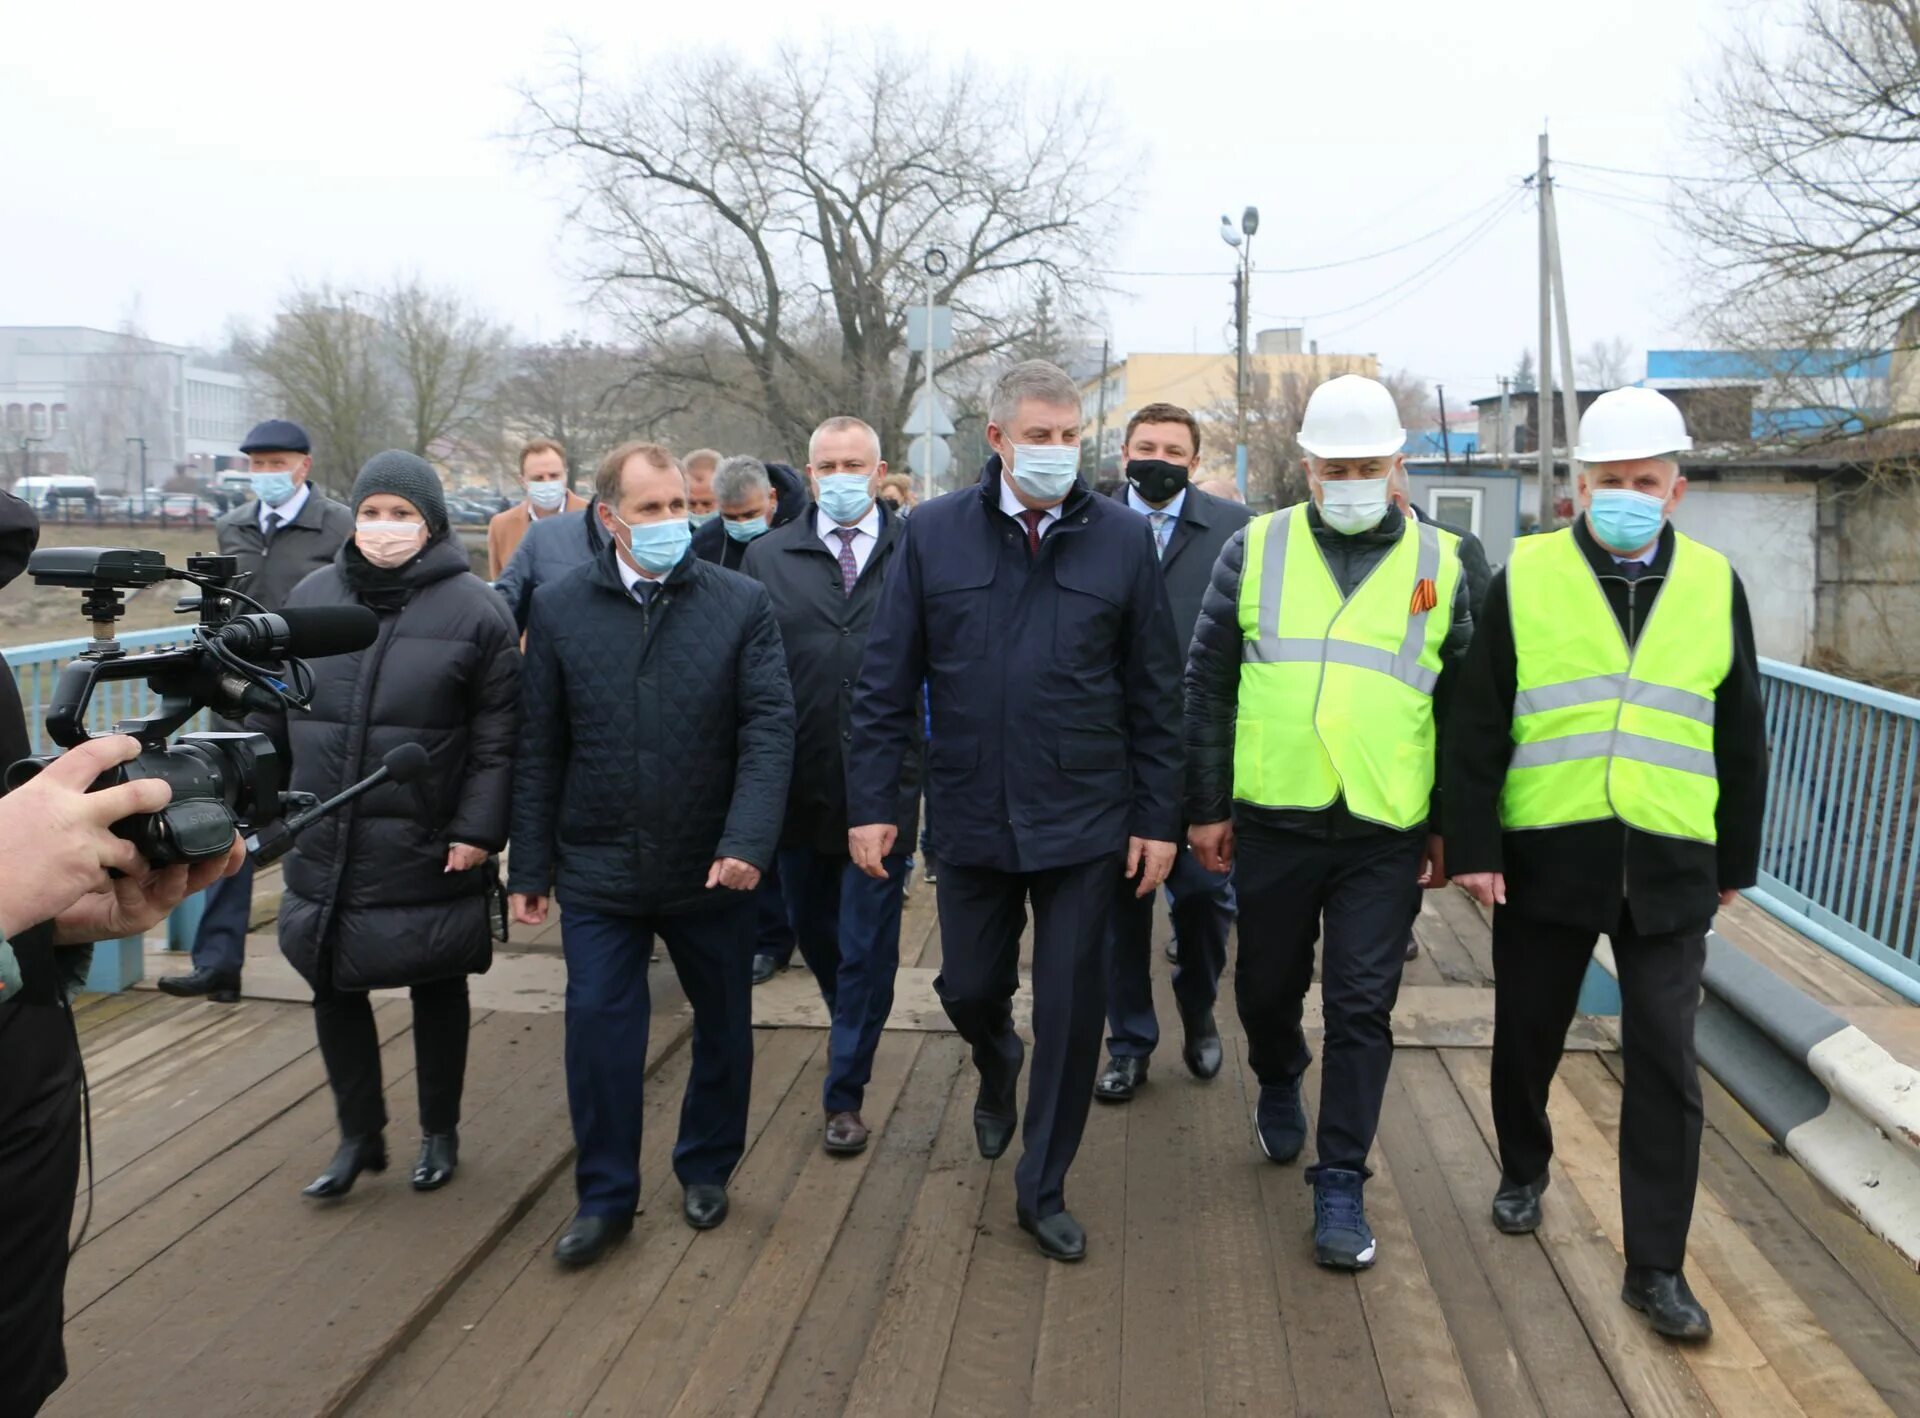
[46, 886, 1920, 1417]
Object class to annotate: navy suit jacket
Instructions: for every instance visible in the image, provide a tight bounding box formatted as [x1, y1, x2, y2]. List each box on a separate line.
[848, 459, 1184, 873]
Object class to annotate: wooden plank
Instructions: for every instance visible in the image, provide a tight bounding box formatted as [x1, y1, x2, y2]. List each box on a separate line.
[457, 1029, 816, 1418]
[1563, 1055, 1894, 1417]
[74, 988, 169, 1039]
[80, 997, 248, 1087]
[760, 1035, 967, 1417]
[1715, 897, 1902, 1008]
[843, 1043, 994, 1418]
[1424, 888, 1499, 985]
[1374, 1065, 1544, 1417]
[667, 1032, 927, 1416]
[1440, 1049, 1713, 1418]
[1393, 1051, 1629, 1418]
[1028, 1060, 1128, 1415]
[1410, 896, 1490, 988]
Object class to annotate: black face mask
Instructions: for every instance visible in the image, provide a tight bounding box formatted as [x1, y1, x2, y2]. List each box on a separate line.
[1125, 458, 1191, 505]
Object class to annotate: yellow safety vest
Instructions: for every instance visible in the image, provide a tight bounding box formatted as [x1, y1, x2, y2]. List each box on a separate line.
[1234, 504, 1461, 830]
[1500, 528, 1732, 842]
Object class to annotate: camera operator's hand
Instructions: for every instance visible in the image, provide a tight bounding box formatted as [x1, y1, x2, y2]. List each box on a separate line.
[52, 835, 244, 946]
[0, 735, 179, 940]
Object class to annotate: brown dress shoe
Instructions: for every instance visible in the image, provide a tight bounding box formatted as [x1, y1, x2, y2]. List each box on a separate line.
[825, 1111, 870, 1155]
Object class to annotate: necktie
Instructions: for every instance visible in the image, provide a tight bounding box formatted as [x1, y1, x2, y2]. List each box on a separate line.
[1020, 508, 1047, 556]
[1148, 511, 1170, 559]
[1618, 559, 1645, 582]
[835, 528, 860, 594]
[264, 513, 283, 539]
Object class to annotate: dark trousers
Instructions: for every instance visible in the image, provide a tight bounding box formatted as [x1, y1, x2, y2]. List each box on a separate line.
[935, 854, 1119, 1218]
[1105, 845, 1234, 1060]
[1491, 906, 1706, 1270]
[780, 846, 911, 1114]
[561, 899, 755, 1217]
[1234, 823, 1423, 1176]
[0, 1004, 82, 1417]
[313, 975, 470, 1136]
[754, 854, 799, 967]
[191, 854, 255, 975]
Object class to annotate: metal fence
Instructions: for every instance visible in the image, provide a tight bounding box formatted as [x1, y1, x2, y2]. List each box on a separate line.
[8, 627, 210, 755]
[1753, 657, 1920, 1002]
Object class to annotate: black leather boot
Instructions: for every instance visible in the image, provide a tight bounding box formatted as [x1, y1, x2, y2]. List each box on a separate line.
[1491, 1172, 1549, 1234]
[411, 1131, 459, 1191]
[1622, 1266, 1713, 1340]
[302, 1134, 387, 1199]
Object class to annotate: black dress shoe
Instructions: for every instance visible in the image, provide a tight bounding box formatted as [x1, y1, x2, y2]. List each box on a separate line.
[1094, 1055, 1148, 1103]
[1404, 934, 1421, 962]
[555, 1212, 632, 1267]
[684, 1183, 729, 1230]
[972, 1030, 1023, 1157]
[411, 1131, 459, 1191]
[974, 1110, 1016, 1159]
[1017, 1208, 1087, 1262]
[1621, 1266, 1713, 1340]
[1180, 1009, 1223, 1080]
[301, 1134, 387, 1199]
[1491, 1171, 1548, 1234]
[158, 967, 241, 1003]
[751, 953, 783, 986]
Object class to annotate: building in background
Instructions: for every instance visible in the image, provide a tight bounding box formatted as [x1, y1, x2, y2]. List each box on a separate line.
[1077, 328, 1377, 476]
[0, 326, 251, 491]
[1645, 348, 1889, 441]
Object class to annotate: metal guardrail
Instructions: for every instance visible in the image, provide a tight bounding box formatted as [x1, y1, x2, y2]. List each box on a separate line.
[1753, 657, 1920, 1003]
[8, 626, 211, 754]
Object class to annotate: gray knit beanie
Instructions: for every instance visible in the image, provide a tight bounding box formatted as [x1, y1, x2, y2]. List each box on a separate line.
[351, 450, 449, 534]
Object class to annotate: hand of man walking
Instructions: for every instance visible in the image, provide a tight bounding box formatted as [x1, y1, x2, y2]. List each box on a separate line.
[1718, 888, 1739, 909]
[510, 892, 549, 926]
[848, 823, 897, 880]
[1454, 871, 1506, 908]
[1419, 834, 1449, 890]
[1187, 820, 1235, 875]
[1126, 837, 1176, 897]
[706, 857, 762, 891]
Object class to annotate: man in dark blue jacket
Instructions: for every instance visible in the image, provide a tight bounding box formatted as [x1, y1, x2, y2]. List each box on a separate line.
[849, 360, 1184, 1262]
[509, 439, 794, 1269]
[494, 495, 607, 633]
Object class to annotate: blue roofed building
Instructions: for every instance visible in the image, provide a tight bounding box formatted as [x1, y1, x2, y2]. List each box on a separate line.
[1644, 348, 1890, 441]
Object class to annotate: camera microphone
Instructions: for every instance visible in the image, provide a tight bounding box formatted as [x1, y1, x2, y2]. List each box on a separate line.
[213, 605, 380, 660]
[244, 742, 434, 866]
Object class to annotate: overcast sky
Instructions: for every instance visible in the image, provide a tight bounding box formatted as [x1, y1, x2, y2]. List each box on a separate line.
[3, 0, 1734, 409]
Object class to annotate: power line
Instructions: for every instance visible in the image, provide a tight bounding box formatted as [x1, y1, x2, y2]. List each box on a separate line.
[1558, 157, 1907, 191]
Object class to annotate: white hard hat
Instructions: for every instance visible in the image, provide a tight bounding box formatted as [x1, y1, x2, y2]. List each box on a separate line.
[1573, 386, 1694, 463]
[1298, 375, 1406, 459]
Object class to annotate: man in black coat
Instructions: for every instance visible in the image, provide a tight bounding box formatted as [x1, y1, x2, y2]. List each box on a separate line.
[165, 418, 353, 1003]
[741, 416, 919, 1157]
[510, 440, 794, 1267]
[1094, 403, 1250, 1105]
[1445, 388, 1768, 1340]
[849, 360, 1184, 1262]
[494, 495, 608, 633]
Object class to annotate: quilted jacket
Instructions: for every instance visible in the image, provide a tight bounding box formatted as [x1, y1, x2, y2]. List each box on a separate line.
[509, 541, 795, 917]
[269, 536, 522, 991]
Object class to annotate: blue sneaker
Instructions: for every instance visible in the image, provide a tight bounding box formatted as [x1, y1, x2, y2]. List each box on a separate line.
[1312, 1168, 1377, 1270]
[1255, 1078, 1307, 1163]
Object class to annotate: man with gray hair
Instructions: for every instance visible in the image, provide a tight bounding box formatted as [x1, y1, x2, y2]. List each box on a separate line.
[849, 359, 1183, 1262]
[692, 454, 810, 573]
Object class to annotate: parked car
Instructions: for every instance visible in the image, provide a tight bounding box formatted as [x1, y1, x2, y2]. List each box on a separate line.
[157, 494, 217, 525]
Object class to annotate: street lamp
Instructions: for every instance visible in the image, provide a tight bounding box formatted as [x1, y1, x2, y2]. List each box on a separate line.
[919, 246, 949, 504]
[1220, 205, 1259, 501]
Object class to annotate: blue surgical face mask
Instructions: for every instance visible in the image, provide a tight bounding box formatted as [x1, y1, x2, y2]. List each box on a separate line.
[616, 515, 692, 575]
[251, 472, 298, 507]
[688, 510, 718, 529]
[1008, 443, 1080, 503]
[816, 473, 874, 525]
[724, 516, 769, 543]
[1586, 487, 1668, 554]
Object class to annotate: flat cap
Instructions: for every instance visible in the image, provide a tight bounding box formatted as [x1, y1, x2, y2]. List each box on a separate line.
[239, 419, 311, 454]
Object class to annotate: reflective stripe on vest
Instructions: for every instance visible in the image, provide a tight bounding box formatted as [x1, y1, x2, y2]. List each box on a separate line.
[1499, 528, 1733, 842]
[1233, 504, 1461, 830]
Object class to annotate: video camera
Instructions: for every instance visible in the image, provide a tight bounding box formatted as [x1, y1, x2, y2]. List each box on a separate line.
[4, 547, 383, 867]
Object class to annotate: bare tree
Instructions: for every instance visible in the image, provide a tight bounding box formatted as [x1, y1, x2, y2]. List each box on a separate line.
[63, 322, 173, 490]
[1512, 348, 1537, 394]
[1680, 0, 1920, 438]
[1206, 371, 1320, 509]
[382, 279, 508, 459]
[239, 283, 400, 493]
[517, 38, 1128, 463]
[1576, 336, 1638, 387]
[1380, 369, 1436, 432]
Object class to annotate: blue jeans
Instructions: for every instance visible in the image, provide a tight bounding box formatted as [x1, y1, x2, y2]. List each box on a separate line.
[1105, 846, 1235, 1059]
[560, 899, 755, 1217]
[778, 848, 910, 1114]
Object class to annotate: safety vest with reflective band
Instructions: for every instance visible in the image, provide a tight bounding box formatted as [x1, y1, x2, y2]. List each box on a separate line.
[1234, 504, 1462, 830]
[1500, 528, 1732, 842]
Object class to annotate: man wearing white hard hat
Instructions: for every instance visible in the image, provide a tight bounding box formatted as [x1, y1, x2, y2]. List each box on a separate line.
[1185, 373, 1473, 1271]
[1444, 385, 1767, 1341]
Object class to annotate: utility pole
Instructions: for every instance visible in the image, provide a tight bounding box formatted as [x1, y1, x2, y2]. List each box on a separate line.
[1436, 384, 1452, 467]
[1544, 172, 1581, 494]
[1497, 375, 1513, 468]
[1221, 207, 1259, 501]
[1094, 335, 1111, 477]
[923, 266, 938, 505]
[1536, 131, 1556, 530]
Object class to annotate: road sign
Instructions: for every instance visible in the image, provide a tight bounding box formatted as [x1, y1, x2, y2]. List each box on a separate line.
[907, 434, 953, 481]
[906, 306, 954, 353]
[906, 390, 955, 437]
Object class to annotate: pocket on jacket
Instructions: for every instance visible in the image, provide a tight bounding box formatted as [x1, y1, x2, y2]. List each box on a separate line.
[923, 561, 994, 662]
[1057, 729, 1126, 773]
[1052, 556, 1126, 667]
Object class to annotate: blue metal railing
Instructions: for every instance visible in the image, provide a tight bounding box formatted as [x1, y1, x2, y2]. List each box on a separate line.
[1752, 657, 1920, 1002]
[9, 627, 211, 753]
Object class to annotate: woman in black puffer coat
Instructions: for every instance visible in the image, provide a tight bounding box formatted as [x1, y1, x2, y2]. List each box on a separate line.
[261, 451, 520, 1200]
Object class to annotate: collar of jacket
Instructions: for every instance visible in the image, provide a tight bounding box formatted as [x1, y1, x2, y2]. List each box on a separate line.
[770, 500, 902, 557]
[1305, 499, 1406, 546]
[586, 536, 700, 596]
[974, 455, 1094, 524]
[1108, 481, 1222, 529]
[1572, 511, 1674, 578]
